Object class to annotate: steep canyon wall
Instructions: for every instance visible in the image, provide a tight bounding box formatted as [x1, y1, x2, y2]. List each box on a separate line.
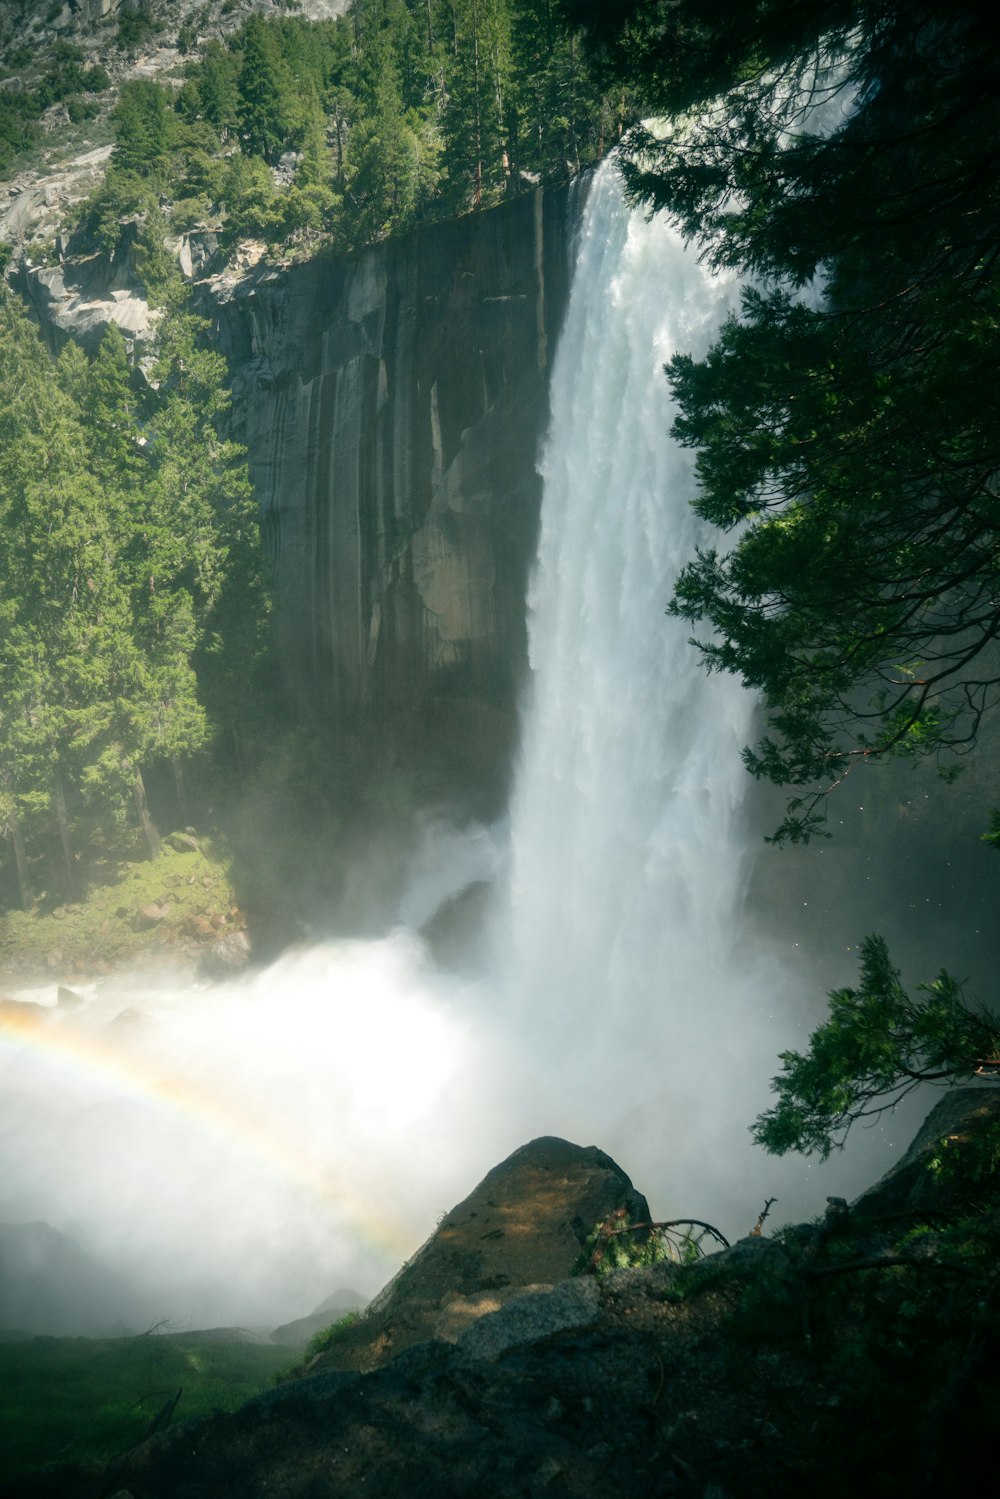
[203, 185, 582, 811]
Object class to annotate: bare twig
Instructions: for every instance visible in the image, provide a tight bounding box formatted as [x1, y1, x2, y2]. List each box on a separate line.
[750, 1198, 777, 1236]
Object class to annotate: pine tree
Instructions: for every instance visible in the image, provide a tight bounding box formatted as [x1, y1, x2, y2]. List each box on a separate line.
[284, 90, 340, 238]
[237, 14, 298, 164]
[0, 289, 138, 891]
[441, 0, 512, 210]
[74, 324, 144, 488]
[111, 80, 175, 182]
[196, 39, 241, 138]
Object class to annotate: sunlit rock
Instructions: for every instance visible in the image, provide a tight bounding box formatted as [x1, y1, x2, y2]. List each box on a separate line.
[307, 1135, 649, 1374]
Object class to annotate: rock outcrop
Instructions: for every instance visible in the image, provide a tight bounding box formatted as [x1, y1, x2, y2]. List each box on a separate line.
[303, 1135, 649, 1374]
[10, 1096, 1000, 1499]
[852, 1084, 1000, 1220]
[205, 182, 583, 802]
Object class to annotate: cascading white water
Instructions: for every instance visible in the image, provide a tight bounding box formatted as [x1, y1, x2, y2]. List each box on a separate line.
[503, 161, 753, 1083]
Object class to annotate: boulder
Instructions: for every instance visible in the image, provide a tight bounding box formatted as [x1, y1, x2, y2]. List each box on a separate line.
[852, 1084, 1000, 1221]
[199, 929, 251, 978]
[164, 831, 201, 854]
[14, 1104, 1000, 1499]
[134, 903, 167, 930]
[308, 1136, 649, 1374]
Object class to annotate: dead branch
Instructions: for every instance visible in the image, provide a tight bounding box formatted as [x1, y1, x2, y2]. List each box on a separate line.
[750, 1198, 777, 1236]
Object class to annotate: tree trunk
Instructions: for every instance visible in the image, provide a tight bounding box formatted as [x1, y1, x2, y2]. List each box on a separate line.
[51, 766, 78, 898]
[133, 769, 162, 860]
[334, 108, 344, 186]
[3, 804, 32, 910]
[172, 757, 188, 825]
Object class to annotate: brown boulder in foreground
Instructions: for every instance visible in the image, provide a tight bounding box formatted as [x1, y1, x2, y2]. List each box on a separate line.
[307, 1135, 650, 1374]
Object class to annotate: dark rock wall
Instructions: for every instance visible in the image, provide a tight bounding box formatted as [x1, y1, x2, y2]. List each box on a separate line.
[204, 184, 583, 806]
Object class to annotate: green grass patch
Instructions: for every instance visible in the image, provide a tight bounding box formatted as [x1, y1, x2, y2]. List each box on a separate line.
[0, 834, 241, 980]
[277, 1310, 363, 1381]
[0, 1330, 290, 1479]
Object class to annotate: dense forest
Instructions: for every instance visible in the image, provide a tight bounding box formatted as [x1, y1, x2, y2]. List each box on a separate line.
[0, 284, 269, 910]
[66, 0, 632, 278]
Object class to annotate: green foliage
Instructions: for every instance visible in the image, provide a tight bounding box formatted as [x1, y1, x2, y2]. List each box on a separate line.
[111, 80, 176, 181]
[152, 0, 618, 257]
[441, 0, 513, 210]
[303, 1310, 362, 1361]
[117, 1, 164, 53]
[0, 281, 271, 905]
[568, 1, 1000, 839]
[277, 1310, 363, 1382]
[218, 152, 282, 244]
[66, 95, 102, 125]
[0, 80, 43, 175]
[0, 34, 110, 175]
[576, 1212, 720, 1276]
[577, 1215, 673, 1276]
[76, 167, 149, 253]
[0, 837, 236, 972]
[237, 14, 300, 165]
[927, 1118, 1000, 1185]
[0, 1331, 289, 1481]
[191, 39, 241, 137]
[751, 935, 1000, 1158]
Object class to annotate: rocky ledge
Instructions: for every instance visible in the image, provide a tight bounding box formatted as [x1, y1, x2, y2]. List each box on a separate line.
[7, 1090, 1000, 1499]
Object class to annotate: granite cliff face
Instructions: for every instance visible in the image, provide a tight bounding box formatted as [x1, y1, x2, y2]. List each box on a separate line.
[203, 184, 583, 805]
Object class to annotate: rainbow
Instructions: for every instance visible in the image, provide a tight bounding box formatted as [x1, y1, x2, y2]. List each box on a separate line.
[0, 1000, 417, 1265]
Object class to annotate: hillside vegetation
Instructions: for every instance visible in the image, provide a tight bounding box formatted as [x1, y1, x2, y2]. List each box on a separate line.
[2, 1, 635, 274]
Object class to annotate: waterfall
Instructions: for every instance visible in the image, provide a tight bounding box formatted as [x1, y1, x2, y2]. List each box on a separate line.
[502, 162, 753, 1089]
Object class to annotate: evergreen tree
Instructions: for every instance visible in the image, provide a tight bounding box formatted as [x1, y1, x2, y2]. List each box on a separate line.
[220, 152, 282, 244]
[752, 935, 1000, 1158]
[237, 14, 298, 164]
[284, 91, 340, 238]
[509, 0, 591, 181]
[76, 324, 145, 490]
[0, 289, 138, 891]
[0, 283, 270, 897]
[442, 0, 512, 209]
[196, 39, 241, 139]
[110, 80, 175, 182]
[143, 308, 271, 777]
[345, 103, 423, 242]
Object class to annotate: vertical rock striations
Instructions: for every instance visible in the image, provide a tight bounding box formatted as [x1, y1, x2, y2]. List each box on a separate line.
[204, 184, 581, 807]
